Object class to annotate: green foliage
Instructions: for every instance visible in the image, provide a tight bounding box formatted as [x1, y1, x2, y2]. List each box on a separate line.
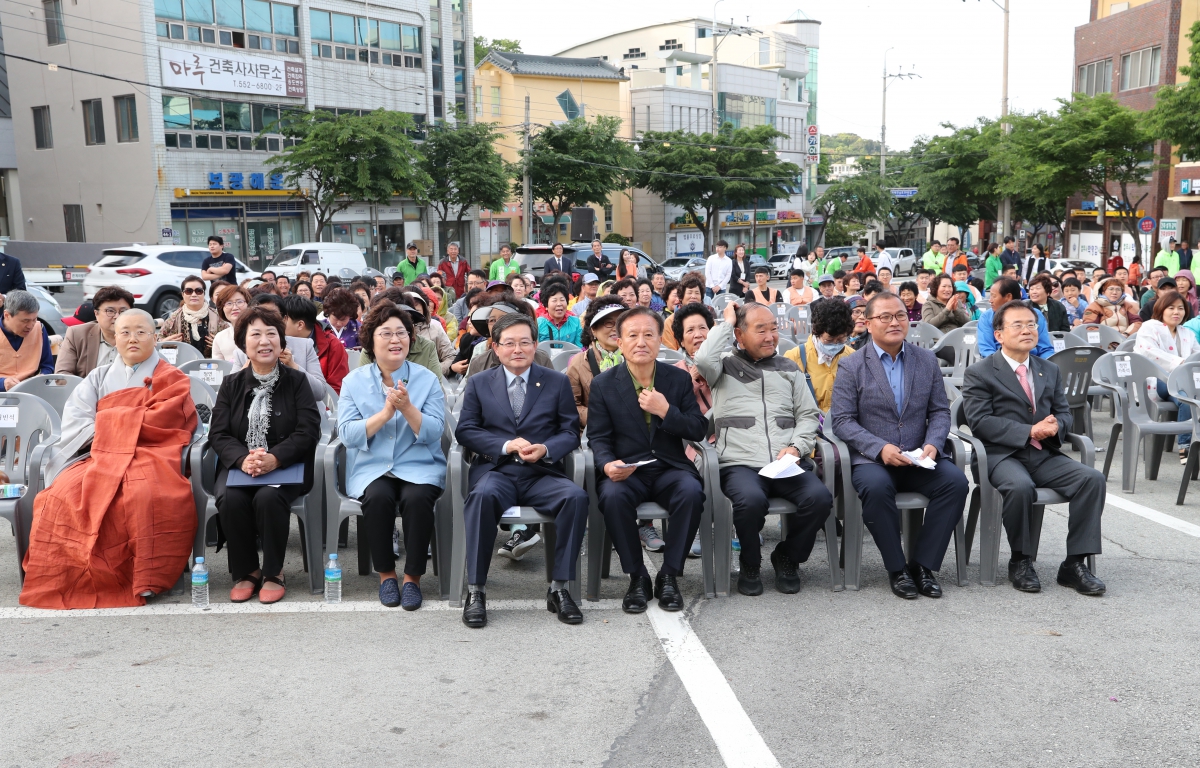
[822, 132, 882, 157]
[634, 125, 801, 256]
[267, 110, 430, 239]
[1145, 21, 1200, 161]
[822, 219, 864, 248]
[524, 115, 635, 236]
[602, 232, 631, 245]
[474, 36, 522, 63]
[811, 174, 890, 245]
[421, 120, 513, 238]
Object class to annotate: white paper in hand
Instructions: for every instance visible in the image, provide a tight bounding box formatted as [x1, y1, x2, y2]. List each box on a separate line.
[616, 459, 657, 469]
[902, 449, 937, 469]
[759, 454, 804, 479]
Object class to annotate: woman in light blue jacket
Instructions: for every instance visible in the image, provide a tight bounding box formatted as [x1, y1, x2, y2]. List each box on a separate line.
[338, 302, 446, 610]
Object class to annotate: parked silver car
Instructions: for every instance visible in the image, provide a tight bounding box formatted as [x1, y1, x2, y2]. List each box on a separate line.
[29, 284, 67, 336]
[661, 256, 707, 281]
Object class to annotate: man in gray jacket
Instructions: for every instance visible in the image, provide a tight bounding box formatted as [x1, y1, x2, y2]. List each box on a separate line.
[695, 301, 833, 596]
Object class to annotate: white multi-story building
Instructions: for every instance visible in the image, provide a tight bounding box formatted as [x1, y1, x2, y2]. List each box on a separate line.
[3, 0, 473, 270]
[829, 156, 860, 181]
[558, 14, 819, 259]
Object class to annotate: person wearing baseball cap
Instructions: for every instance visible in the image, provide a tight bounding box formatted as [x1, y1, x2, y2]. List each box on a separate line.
[816, 273, 838, 300]
[572, 273, 600, 317]
[397, 242, 429, 285]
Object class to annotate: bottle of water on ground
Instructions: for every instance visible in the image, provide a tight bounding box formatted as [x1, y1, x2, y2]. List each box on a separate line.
[191, 557, 209, 609]
[324, 553, 342, 603]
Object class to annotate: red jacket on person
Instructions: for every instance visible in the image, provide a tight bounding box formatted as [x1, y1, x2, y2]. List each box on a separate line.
[437, 257, 469, 298]
[313, 324, 349, 394]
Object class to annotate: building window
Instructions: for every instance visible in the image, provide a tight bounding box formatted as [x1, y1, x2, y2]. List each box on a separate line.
[557, 89, 579, 120]
[308, 11, 422, 67]
[604, 203, 613, 232]
[490, 86, 500, 116]
[433, 94, 443, 119]
[161, 95, 297, 151]
[32, 106, 53, 149]
[82, 100, 105, 146]
[43, 0, 65, 45]
[114, 95, 139, 143]
[1120, 46, 1161, 91]
[623, 47, 646, 60]
[64, 204, 85, 242]
[697, 26, 711, 38]
[1076, 59, 1112, 97]
[474, 85, 482, 116]
[759, 37, 771, 65]
[659, 38, 681, 51]
[156, 0, 301, 54]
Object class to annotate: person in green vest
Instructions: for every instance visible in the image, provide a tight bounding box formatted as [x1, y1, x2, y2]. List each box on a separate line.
[818, 246, 841, 276]
[488, 243, 522, 281]
[396, 242, 429, 284]
[1154, 238, 1180, 277]
[983, 242, 1004, 289]
[921, 241, 945, 272]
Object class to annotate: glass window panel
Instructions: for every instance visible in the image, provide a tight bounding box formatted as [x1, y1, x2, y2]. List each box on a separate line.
[309, 9, 330, 40]
[155, 0, 184, 20]
[272, 3, 296, 35]
[157, 20, 170, 36]
[195, 134, 209, 149]
[191, 98, 221, 130]
[223, 101, 250, 132]
[210, 134, 223, 148]
[432, 64, 442, 91]
[202, 27, 216, 43]
[248, 34, 259, 48]
[226, 135, 239, 149]
[402, 25, 421, 53]
[188, 25, 201, 41]
[276, 37, 287, 51]
[262, 106, 279, 131]
[170, 23, 184, 38]
[165, 132, 178, 148]
[178, 133, 193, 148]
[431, 37, 440, 63]
[244, 0, 271, 31]
[288, 39, 298, 53]
[163, 95, 192, 129]
[267, 137, 280, 151]
[331, 13, 355, 44]
[1151, 47, 1161, 86]
[214, 0, 243, 28]
[380, 21, 400, 50]
[183, 0, 212, 23]
[356, 17, 378, 47]
[454, 67, 465, 94]
[1120, 53, 1130, 90]
[453, 40, 464, 66]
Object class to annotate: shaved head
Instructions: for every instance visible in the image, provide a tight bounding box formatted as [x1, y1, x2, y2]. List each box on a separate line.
[117, 308, 156, 333]
[115, 309, 157, 365]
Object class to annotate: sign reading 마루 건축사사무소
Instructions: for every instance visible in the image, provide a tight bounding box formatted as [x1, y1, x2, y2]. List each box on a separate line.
[160, 48, 306, 98]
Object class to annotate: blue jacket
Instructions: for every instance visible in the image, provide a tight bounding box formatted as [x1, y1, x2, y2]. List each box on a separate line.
[975, 307, 1054, 359]
[0, 254, 26, 294]
[831, 341, 952, 467]
[337, 360, 446, 498]
[537, 314, 582, 345]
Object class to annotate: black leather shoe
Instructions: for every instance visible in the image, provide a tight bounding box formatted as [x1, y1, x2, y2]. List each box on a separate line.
[907, 563, 942, 598]
[1057, 559, 1105, 596]
[1008, 557, 1041, 593]
[622, 574, 653, 614]
[462, 589, 487, 628]
[547, 587, 584, 624]
[655, 572, 684, 611]
[770, 547, 802, 594]
[737, 562, 763, 596]
[888, 569, 919, 599]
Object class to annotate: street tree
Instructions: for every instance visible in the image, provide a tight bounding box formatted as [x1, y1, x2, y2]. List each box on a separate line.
[810, 174, 891, 246]
[421, 120, 513, 260]
[635, 125, 801, 256]
[474, 36, 521, 63]
[917, 122, 1003, 237]
[523, 115, 635, 239]
[268, 110, 430, 239]
[1145, 21, 1200, 160]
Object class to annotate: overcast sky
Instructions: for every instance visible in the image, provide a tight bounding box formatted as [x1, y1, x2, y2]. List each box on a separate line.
[475, 0, 1091, 149]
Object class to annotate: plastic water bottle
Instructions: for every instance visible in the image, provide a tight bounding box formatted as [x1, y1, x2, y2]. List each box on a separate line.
[191, 557, 209, 609]
[324, 553, 342, 603]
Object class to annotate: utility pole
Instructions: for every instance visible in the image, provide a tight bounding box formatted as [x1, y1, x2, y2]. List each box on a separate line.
[998, 0, 1012, 242]
[522, 95, 533, 245]
[880, 49, 918, 244]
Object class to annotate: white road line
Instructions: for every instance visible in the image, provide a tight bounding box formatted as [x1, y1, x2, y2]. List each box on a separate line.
[1106, 495, 1200, 538]
[0, 598, 626, 620]
[647, 604, 781, 768]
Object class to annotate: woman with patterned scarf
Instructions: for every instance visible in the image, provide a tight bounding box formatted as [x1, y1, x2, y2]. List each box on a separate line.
[209, 306, 321, 604]
[566, 296, 627, 428]
[159, 275, 228, 357]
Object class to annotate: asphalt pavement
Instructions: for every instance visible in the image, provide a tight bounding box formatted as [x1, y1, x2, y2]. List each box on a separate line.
[1, 404, 1199, 767]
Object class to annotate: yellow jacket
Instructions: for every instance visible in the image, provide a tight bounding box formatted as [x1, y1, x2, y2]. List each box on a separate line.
[784, 337, 852, 413]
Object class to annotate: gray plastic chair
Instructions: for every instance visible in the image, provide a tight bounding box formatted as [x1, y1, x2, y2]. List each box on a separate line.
[944, 378, 961, 403]
[156, 341, 205, 366]
[776, 337, 798, 356]
[929, 327, 978, 386]
[1047, 347, 1107, 442]
[0, 393, 61, 583]
[950, 399, 1096, 586]
[189, 377, 218, 430]
[784, 304, 811, 341]
[712, 293, 738, 314]
[323, 421, 457, 599]
[828, 431, 969, 591]
[447, 443, 587, 606]
[1095, 351, 1185, 492]
[11, 374, 83, 416]
[656, 347, 685, 363]
[178, 359, 236, 390]
[963, 320, 978, 330]
[906, 322, 945, 350]
[550, 350, 575, 373]
[1070, 323, 1125, 352]
[583, 441, 721, 601]
[538, 340, 581, 357]
[1167, 361, 1200, 504]
[346, 348, 363, 371]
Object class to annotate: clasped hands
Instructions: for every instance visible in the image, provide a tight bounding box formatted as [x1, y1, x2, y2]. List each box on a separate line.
[505, 437, 547, 463]
[1030, 415, 1059, 442]
[382, 381, 411, 414]
[880, 443, 938, 467]
[240, 448, 279, 477]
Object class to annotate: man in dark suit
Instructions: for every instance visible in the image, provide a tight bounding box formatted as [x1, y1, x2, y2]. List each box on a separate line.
[586, 239, 614, 282]
[831, 292, 969, 599]
[455, 313, 589, 627]
[587, 306, 708, 613]
[0, 251, 26, 295]
[962, 301, 1105, 595]
[542, 242, 572, 278]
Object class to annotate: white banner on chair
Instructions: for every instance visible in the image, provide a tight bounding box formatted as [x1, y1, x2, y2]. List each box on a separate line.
[1193, 371, 1200, 390]
[1115, 359, 1132, 378]
[1087, 331, 1101, 345]
[160, 347, 178, 365]
[192, 368, 223, 387]
[964, 334, 976, 347]
[0, 406, 17, 427]
[1052, 339, 1066, 352]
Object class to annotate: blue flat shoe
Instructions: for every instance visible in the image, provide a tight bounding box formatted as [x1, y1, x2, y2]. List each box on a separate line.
[379, 577, 401, 608]
[400, 581, 423, 611]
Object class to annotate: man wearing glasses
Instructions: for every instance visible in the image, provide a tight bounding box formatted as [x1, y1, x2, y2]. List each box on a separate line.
[57, 286, 135, 377]
[455, 313, 589, 628]
[832, 292, 969, 600]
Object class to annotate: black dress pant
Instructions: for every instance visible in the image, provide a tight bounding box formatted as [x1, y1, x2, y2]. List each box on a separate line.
[989, 447, 1104, 557]
[216, 479, 303, 579]
[719, 464, 833, 569]
[360, 475, 442, 577]
[598, 464, 705, 578]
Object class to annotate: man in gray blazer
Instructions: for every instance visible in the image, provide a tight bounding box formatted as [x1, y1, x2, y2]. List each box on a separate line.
[962, 301, 1105, 596]
[831, 292, 969, 599]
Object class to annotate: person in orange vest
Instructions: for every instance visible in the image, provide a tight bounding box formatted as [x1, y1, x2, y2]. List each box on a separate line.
[851, 245, 874, 274]
[943, 237, 969, 275]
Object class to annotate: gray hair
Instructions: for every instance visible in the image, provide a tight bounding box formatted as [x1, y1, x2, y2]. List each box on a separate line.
[447, 241, 460, 249]
[116, 308, 156, 330]
[3, 290, 39, 315]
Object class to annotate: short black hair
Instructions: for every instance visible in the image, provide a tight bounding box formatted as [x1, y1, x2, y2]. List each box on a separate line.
[671, 302, 714, 341]
[930, 240, 941, 247]
[233, 304, 288, 353]
[468, 268, 487, 281]
[207, 235, 223, 246]
[993, 277, 1023, 302]
[865, 291, 904, 318]
[716, 239, 729, 248]
[916, 268, 935, 277]
[832, 269, 847, 280]
[93, 285, 135, 309]
[1062, 277, 1082, 290]
[788, 269, 805, 280]
[810, 297, 853, 338]
[539, 278, 571, 307]
[898, 280, 919, 297]
[491, 312, 537, 344]
[281, 294, 319, 330]
[753, 265, 771, 277]
[876, 240, 887, 249]
[1003, 235, 1015, 244]
[862, 280, 884, 298]
[951, 262, 968, 273]
[993, 300, 1036, 332]
[1001, 264, 1018, 274]
[857, 246, 867, 254]
[252, 292, 285, 311]
[617, 305, 664, 335]
[359, 301, 415, 361]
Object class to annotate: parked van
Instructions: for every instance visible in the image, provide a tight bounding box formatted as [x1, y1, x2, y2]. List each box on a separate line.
[267, 242, 368, 279]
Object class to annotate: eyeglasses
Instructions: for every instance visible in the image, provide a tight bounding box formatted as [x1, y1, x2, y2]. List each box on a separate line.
[1004, 322, 1039, 331]
[497, 340, 536, 350]
[375, 329, 410, 341]
[100, 306, 129, 318]
[223, 300, 247, 310]
[116, 330, 153, 339]
[851, 308, 866, 317]
[867, 312, 908, 324]
[182, 288, 205, 296]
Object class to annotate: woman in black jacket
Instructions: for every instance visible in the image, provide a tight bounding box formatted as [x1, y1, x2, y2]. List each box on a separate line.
[1028, 274, 1070, 333]
[210, 305, 321, 604]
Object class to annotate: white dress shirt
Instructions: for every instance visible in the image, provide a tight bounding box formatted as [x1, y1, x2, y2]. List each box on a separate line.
[705, 253, 732, 292]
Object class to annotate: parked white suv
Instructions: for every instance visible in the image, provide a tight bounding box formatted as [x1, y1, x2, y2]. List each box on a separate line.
[83, 245, 259, 318]
[266, 242, 368, 280]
